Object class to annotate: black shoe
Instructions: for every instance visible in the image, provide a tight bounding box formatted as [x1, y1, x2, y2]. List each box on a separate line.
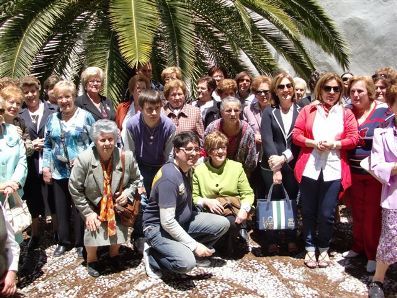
[239, 228, 249, 243]
[76, 247, 84, 259]
[368, 281, 384, 298]
[110, 255, 123, 271]
[87, 261, 100, 277]
[53, 245, 67, 257]
[27, 236, 40, 251]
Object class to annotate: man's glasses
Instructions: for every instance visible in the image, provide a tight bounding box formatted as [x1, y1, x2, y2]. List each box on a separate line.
[277, 83, 293, 90]
[179, 147, 200, 154]
[323, 86, 341, 93]
[255, 90, 270, 95]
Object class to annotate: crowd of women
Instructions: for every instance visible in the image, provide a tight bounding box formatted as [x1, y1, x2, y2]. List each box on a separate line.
[0, 63, 396, 297]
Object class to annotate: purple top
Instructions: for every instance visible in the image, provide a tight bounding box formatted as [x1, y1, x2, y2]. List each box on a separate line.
[371, 121, 397, 209]
[123, 113, 176, 167]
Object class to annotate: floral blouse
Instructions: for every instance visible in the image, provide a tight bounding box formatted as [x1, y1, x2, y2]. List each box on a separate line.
[43, 108, 95, 180]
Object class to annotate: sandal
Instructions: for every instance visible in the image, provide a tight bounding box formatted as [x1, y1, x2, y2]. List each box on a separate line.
[304, 252, 317, 269]
[318, 251, 331, 268]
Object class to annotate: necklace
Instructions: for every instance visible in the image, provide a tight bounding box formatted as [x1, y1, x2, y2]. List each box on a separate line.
[144, 124, 156, 144]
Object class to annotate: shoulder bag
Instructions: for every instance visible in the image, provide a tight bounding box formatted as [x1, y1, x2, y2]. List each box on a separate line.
[2, 192, 32, 234]
[114, 151, 141, 227]
[256, 183, 297, 230]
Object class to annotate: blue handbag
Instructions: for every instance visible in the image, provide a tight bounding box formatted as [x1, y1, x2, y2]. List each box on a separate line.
[256, 183, 297, 230]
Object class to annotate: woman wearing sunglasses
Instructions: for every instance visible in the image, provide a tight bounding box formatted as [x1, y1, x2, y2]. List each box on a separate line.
[342, 76, 392, 273]
[260, 72, 301, 254]
[292, 72, 359, 268]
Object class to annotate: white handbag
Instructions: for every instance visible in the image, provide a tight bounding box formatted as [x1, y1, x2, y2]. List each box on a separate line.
[2, 192, 32, 234]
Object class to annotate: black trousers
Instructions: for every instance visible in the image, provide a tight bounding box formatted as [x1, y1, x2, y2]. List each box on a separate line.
[53, 179, 84, 247]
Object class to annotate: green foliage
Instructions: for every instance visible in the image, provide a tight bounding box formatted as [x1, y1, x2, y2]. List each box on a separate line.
[0, 0, 349, 104]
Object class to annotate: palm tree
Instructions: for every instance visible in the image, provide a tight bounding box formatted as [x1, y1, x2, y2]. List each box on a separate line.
[0, 0, 349, 103]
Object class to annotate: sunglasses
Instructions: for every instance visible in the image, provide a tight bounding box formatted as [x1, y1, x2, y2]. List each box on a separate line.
[255, 90, 270, 95]
[342, 77, 350, 82]
[277, 83, 293, 90]
[323, 86, 341, 93]
[0, 108, 5, 114]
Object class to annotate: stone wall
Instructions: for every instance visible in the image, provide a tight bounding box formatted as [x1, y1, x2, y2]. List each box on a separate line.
[279, 0, 397, 76]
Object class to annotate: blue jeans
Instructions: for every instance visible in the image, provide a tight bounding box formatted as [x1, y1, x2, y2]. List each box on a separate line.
[138, 162, 161, 197]
[300, 173, 341, 252]
[144, 212, 230, 274]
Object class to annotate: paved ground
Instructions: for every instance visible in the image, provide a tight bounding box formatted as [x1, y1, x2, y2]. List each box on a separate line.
[16, 214, 397, 298]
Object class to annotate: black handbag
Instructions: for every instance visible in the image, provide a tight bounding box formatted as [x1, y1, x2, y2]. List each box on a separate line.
[256, 183, 297, 230]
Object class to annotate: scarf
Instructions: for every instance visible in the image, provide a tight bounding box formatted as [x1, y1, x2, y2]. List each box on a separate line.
[98, 158, 116, 236]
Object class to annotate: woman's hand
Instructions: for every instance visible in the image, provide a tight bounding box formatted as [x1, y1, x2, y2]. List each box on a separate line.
[1, 270, 17, 297]
[114, 192, 128, 206]
[203, 198, 224, 215]
[273, 170, 282, 184]
[268, 155, 285, 171]
[235, 209, 248, 224]
[254, 133, 262, 144]
[32, 137, 44, 151]
[42, 167, 52, 184]
[86, 213, 101, 232]
[2, 186, 14, 197]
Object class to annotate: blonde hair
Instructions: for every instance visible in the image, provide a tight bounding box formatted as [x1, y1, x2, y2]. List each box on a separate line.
[53, 80, 77, 98]
[217, 79, 237, 96]
[161, 66, 182, 82]
[0, 85, 24, 104]
[163, 79, 187, 99]
[80, 66, 104, 89]
[204, 131, 228, 153]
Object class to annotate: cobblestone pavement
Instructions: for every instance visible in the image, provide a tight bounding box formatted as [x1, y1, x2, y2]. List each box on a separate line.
[16, 220, 397, 297]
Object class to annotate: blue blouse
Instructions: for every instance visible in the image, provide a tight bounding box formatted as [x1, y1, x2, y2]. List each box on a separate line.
[43, 108, 95, 179]
[0, 123, 27, 202]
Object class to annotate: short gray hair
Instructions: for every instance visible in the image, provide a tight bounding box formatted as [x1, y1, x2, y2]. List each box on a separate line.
[220, 96, 241, 112]
[293, 77, 307, 90]
[90, 119, 119, 143]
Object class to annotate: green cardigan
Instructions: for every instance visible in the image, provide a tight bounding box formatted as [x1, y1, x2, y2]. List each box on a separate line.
[192, 159, 254, 208]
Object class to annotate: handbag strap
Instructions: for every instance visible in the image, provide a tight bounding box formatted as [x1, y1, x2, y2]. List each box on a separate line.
[118, 150, 126, 194]
[57, 114, 71, 169]
[266, 183, 291, 202]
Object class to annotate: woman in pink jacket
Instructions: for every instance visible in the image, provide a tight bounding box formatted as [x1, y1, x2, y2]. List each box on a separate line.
[292, 72, 359, 269]
[368, 84, 397, 298]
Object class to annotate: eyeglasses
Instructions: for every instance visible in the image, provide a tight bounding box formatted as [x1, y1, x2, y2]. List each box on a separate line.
[323, 86, 341, 93]
[277, 83, 293, 90]
[0, 108, 4, 114]
[295, 88, 305, 92]
[179, 147, 201, 154]
[211, 146, 227, 152]
[341, 77, 350, 82]
[255, 90, 270, 95]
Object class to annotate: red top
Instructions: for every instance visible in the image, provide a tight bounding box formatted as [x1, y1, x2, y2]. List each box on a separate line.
[115, 101, 132, 130]
[292, 104, 359, 197]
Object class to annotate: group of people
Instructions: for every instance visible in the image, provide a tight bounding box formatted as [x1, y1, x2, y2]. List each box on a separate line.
[0, 63, 396, 297]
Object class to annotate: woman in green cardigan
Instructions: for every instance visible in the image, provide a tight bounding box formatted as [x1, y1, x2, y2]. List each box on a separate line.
[192, 131, 254, 257]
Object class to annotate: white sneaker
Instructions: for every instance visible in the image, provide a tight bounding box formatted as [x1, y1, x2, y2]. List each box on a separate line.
[366, 260, 376, 273]
[143, 242, 162, 279]
[342, 250, 359, 258]
[195, 257, 211, 268]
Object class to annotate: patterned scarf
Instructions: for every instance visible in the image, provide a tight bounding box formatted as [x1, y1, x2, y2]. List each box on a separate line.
[98, 158, 116, 236]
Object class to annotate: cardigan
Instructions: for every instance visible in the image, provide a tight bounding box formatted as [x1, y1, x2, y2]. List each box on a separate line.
[371, 122, 397, 209]
[292, 104, 359, 194]
[192, 159, 254, 208]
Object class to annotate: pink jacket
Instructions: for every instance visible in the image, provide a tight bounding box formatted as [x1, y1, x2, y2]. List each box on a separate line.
[292, 104, 359, 196]
[371, 123, 397, 209]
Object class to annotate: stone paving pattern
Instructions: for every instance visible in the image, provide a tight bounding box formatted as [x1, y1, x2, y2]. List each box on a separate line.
[16, 218, 397, 297]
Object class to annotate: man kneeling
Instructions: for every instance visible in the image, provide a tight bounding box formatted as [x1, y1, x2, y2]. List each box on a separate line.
[142, 131, 230, 278]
